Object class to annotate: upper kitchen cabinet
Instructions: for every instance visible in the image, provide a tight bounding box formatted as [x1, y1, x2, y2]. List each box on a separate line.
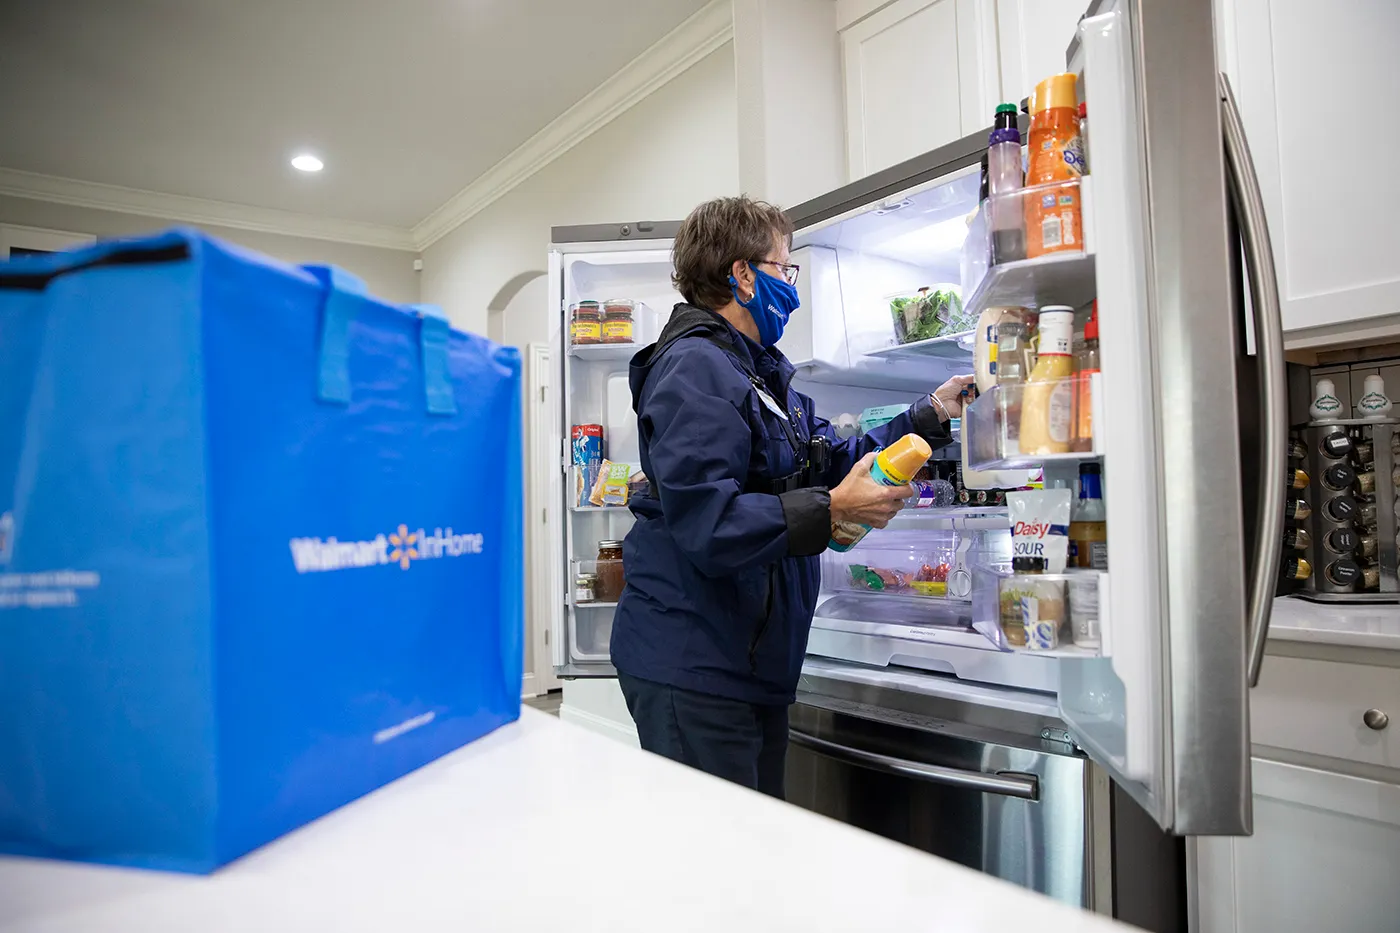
[839, 0, 992, 179]
[992, 0, 1091, 102]
[1217, 0, 1400, 339]
[838, 0, 1089, 181]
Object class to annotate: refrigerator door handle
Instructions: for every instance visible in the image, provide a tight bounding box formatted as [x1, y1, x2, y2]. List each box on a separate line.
[1219, 73, 1288, 688]
[788, 728, 1040, 800]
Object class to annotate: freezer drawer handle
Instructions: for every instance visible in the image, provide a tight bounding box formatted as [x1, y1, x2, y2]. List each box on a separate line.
[1220, 73, 1288, 689]
[788, 728, 1040, 801]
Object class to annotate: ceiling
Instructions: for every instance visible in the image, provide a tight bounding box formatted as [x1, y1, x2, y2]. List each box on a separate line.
[0, 0, 712, 231]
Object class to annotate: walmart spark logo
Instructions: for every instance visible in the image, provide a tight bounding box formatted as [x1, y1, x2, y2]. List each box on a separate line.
[289, 523, 483, 574]
[388, 524, 418, 570]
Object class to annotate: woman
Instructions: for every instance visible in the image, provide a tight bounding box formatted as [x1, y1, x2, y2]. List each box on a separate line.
[611, 195, 973, 797]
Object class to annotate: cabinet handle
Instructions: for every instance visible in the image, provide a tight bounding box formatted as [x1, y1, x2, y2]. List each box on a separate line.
[1363, 709, 1390, 731]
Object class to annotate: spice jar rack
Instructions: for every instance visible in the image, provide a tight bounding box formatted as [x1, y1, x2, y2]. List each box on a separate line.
[1293, 418, 1399, 603]
[963, 373, 1102, 471]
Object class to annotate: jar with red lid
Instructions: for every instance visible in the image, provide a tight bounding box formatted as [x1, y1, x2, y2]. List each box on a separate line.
[601, 299, 635, 345]
[570, 301, 602, 345]
[595, 539, 625, 602]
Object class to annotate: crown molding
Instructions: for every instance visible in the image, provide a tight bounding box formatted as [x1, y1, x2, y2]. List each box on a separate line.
[412, 0, 733, 250]
[0, 167, 418, 252]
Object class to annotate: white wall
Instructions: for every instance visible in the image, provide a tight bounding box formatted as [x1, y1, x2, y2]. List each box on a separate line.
[420, 42, 738, 697]
[419, 43, 740, 343]
[0, 195, 420, 305]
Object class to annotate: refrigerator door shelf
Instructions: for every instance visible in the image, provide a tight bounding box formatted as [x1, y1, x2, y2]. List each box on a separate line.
[568, 342, 644, 362]
[961, 239, 1097, 325]
[963, 372, 1104, 471]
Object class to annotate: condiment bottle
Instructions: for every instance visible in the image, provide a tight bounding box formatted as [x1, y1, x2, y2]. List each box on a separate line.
[1071, 302, 1099, 452]
[1019, 307, 1075, 455]
[595, 540, 625, 602]
[995, 316, 1034, 456]
[828, 433, 932, 551]
[1282, 527, 1312, 551]
[1024, 73, 1084, 258]
[1279, 556, 1312, 581]
[1069, 462, 1108, 569]
[988, 103, 1026, 263]
[1284, 498, 1312, 521]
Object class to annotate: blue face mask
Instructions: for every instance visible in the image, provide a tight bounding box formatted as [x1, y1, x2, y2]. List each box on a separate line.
[729, 264, 799, 347]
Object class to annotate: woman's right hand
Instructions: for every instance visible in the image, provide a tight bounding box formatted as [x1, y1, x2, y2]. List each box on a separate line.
[829, 452, 910, 529]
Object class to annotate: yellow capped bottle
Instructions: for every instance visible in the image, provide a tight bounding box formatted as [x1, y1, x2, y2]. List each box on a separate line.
[829, 433, 932, 552]
[1019, 307, 1076, 456]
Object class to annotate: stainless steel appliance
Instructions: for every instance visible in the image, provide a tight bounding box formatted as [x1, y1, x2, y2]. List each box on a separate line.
[788, 661, 1186, 931]
[542, 0, 1290, 903]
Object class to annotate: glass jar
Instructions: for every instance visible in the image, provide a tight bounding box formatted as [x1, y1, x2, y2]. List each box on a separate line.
[602, 299, 635, 345]
[574, 572, 598, 604]
[595, 540, 625, 602]
[570, 301, 602, 345]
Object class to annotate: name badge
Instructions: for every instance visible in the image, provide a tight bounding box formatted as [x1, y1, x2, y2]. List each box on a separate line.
[754, 387, 790, 421]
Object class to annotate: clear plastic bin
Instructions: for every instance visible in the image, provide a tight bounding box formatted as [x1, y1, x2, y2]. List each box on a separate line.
[964, 375, 1097, 470]
[987, 177, 1086, 264]
[993, 570, 1103, 655]
[821, 529, 957, 598]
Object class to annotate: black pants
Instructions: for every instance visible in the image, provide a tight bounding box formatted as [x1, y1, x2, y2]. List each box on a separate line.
[618, 672, 790, 799]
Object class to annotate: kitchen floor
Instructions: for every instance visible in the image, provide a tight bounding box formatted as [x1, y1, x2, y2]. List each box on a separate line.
[524, 691, 562, 716]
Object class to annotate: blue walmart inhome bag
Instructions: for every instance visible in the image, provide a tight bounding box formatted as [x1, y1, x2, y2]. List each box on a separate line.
[0, 229, 523, 873]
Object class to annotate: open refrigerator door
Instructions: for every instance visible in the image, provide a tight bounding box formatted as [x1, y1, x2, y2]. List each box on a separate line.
[786, 0, 1267, 836]
[548, 225, 681, 678]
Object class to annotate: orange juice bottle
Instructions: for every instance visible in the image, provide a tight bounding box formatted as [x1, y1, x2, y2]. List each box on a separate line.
[1025, 73, 1085, 258]
[829, 433, 933, 551]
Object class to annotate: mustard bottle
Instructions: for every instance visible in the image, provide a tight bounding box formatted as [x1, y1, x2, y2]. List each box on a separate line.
[1019, 307, 1076, 456]
[829, 433, 933, 552]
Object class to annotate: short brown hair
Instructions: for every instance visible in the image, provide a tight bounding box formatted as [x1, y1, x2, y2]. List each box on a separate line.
[671, 196, 793, 311]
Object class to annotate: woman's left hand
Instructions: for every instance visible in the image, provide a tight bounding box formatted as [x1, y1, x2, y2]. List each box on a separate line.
[931, 374, 976, 421]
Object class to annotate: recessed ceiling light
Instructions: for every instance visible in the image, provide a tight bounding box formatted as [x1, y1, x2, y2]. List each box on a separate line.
[291, 154, 324, 173]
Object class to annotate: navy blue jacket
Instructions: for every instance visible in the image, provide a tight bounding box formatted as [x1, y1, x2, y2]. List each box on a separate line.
[609, 304, 951, 705]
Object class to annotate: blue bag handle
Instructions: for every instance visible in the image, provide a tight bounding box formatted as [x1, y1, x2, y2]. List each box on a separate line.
[413, 304, 458, 417]
[301, 264, 366, 406]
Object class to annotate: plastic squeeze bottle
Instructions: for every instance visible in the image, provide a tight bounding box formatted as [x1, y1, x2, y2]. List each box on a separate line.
[1019, 307, 1076, 455]
[829, 433, 933, 552]
[988, 103, 1026, 263]
[1070, 302, 1099, 452]
[1025, 73, 1084, 258]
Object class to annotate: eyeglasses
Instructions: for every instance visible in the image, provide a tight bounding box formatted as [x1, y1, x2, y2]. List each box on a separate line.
[748, 258, 800, 286]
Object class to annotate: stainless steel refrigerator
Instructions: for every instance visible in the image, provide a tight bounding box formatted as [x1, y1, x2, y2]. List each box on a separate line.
[543, 0, 1284, 922]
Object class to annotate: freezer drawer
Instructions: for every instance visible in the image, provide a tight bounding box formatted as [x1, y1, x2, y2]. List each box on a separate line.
[787, 690, 1090, 906]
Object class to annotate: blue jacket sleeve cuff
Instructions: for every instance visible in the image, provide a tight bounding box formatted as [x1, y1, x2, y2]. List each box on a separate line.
[780, 488, 831, 557]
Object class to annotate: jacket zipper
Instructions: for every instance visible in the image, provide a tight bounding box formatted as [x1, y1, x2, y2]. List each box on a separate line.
[748, 564, 776, 673]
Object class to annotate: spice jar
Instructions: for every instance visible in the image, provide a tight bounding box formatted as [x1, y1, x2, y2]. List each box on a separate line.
[574, 571, 598, 604]
[595, 540, 625, 602]
[602, 299, 635, 345]
[570, 301, 602, 345]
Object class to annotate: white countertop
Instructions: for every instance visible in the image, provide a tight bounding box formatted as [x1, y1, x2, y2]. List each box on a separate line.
[0, 709, 1127, 933]
[1269, 596, 1400, 651]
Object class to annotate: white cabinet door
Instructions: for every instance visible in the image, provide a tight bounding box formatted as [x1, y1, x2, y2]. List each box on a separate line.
[840, 0, 992, 179]
[1193, 759, 1400, 933]
[993, 0, 1089, 104]
[1217, 0, 1400, 336]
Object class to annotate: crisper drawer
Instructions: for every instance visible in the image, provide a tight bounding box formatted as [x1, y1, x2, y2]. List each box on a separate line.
[823, 529, 958, 598]
[1252, 654, 1400, 771]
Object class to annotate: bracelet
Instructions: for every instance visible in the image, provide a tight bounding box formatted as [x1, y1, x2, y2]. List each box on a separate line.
[930, 393, 951, 422]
